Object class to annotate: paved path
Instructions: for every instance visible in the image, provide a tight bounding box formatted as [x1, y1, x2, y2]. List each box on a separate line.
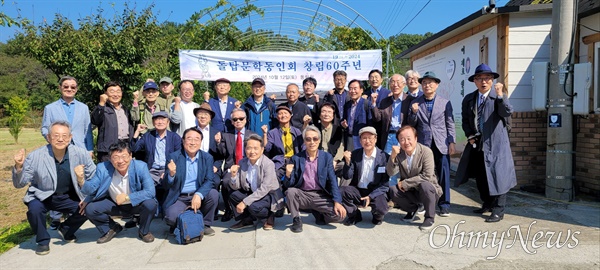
[1, 182, 599, 269]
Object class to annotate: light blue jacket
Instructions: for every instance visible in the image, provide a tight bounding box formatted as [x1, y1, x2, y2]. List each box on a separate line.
[42, 99, 94, 151]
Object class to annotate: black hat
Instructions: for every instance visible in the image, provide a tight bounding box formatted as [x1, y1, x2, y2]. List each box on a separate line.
[251, 78, 265, 86]
[468, 64, 500, 82]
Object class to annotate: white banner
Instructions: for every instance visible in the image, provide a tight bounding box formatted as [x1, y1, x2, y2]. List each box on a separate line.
[179, 49, 382, 93]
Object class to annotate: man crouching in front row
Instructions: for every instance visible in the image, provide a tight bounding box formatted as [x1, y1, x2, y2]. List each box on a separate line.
[81, 141, 158, 243]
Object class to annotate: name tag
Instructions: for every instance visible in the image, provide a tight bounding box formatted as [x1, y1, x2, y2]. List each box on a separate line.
[377, 166, 386, 173]
[307, 104, 314, 110]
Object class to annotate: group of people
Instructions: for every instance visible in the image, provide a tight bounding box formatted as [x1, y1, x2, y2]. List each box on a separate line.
[12, 63, 516, 255]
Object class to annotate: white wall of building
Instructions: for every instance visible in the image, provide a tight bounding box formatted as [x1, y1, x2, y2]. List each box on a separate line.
[507, 12, 552, 112]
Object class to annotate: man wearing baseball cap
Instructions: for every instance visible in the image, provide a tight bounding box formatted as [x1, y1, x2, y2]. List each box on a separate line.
[340, 126, 390, 226]
[131, 81, 168, 133]
[242, 78, 276, 137]
[158, 77, 175, 110]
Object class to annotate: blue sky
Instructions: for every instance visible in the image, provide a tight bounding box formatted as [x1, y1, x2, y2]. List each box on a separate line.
[0, 0, 509, 43]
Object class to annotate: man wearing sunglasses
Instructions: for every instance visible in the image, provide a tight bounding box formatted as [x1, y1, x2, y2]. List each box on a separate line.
[283, 125, 347, 233]
[216, 108, 257, 221]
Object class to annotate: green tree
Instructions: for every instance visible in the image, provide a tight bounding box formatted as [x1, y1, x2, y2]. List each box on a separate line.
[6, 96, 29, 143]
[0, 0, 19, 27]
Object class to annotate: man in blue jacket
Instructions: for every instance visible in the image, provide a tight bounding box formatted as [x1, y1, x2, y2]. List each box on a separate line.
[243, 78, 276, 137]
[163, 127, 220, 236]
[283, 126, 347, 233]
[206, 78, 239, 133]
[81, 142, 158, 244]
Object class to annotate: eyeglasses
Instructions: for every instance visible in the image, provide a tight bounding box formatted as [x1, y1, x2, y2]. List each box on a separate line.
[474, 77, 493, 82]
[51, 134, 70, 141]
[111, 155, 130, 161]
[305, 136, 320, 143]
[62, 86, 77, 90]
[232, 117, 246, 122]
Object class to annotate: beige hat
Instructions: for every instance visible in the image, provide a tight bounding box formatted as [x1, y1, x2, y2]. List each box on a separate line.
[359, 126, 377, 136]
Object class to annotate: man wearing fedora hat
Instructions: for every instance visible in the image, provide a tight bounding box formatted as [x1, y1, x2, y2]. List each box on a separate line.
[194, 103, 224, 175]
[456, 63, 516, 223]
[205, 78, 240, 133]
[407, 71, 456, 218]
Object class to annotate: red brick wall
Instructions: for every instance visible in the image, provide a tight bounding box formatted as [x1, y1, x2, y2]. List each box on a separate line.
[509, 112, 600, 200]
[574, 114, 600, 199]
[509, 112, 547, 189]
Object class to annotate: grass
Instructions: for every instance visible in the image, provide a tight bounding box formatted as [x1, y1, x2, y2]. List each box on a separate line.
[0, 222, 33, 254]
[0, 128, 48, 255]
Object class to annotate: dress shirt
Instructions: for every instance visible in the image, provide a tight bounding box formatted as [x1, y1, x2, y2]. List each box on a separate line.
[114, 105, 129, 140]
[358, 150, 377, 189]
[246, 158, 260, 192]
[219, 97, 228, 120]
[152, 133, 167, 169]
[390, 96, 403, 130]
[109, 170, 131, 204]
[301, 154, 320, 191]
[198, 125, 210, 152]
[479, 90, 491, 106]
[60, 98, 75, 126]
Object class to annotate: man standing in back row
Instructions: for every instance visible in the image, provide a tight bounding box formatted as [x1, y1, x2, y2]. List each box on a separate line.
[456, 64, 516, 223]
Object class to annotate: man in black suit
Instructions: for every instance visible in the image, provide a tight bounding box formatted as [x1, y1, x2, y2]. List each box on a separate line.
[323, 70, 351, 123]
[216, 108, 257, 221]
[340, 126, 390, 225]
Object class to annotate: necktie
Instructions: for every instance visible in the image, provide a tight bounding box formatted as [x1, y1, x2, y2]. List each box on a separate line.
[477, 95, 485, 132]
[235, 131, 242, 165]
[282, 128, 293, 158]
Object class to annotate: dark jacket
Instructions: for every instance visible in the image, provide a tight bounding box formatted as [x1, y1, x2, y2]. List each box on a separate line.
[207, 97, 239, 133]
[342, 147, 390, 199]
[372, 94, 414, 149]
[343, 97, 371, 137]
[315, 122, 345, 160]
[162, 149, 217, 209]
[243, 95, 276, 137]
[283, 150, 342, 203]
[265, 126, 305, 171]
[131, 130, 182, 170]
[217, 129, 257, 171]
[91, 103, 134, 153]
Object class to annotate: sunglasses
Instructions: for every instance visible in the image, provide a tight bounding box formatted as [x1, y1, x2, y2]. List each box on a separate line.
[232, 117, 246, 122]
[305, 136, 320, 143]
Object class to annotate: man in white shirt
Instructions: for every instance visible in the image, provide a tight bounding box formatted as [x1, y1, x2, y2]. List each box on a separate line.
[81, 142, 158, 243]
[340, 126, 390, 226]
[170, 80, 200, 136]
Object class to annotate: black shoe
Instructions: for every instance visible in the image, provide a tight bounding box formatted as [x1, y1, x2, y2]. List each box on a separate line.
[343, 210, 362, 226]
[485, 214, 504, 223]
[204, 226, 216, 236]
[371, 217, 383, 225]
[312, 210, 326, 225]
[35, 245, 50, 255]
[139, 231, 155, 243]
[49, 220, 60, 230]
[230, 218, 255, 230]
[168, 225, 176, 236]
[221, 211, 233, 222]
[419, 218, 435, 231]
[473, 207, 492, 214]
[439, 208, 450, 217]
[275, 208, 285, 218]
[291, 217, 303, 233]
[57, 224, 77, 243]
[97, 223, 123, 244]
[124, 217, 139, 228]
[403, 211, 417, 222]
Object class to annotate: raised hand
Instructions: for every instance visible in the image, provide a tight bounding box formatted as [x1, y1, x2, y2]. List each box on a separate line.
[167, 159, 176, 177]
[285, 163, 295, 178]
[391, 145, 401, 160]
[261, 125, 268, 134]
[494, 82, 504, 98]
[230, 164, 240, 178]
[343, 150, 352, 164]
[215, 132, 221, 144]
[234, 101, 242, 108]
[173, 96, 181, 104]
[99, 94, 109, 106]
[74, 164, 85, 186]
[136, 124, 147, 133]
[303, 115, 312, 124]
[133, 91, 139, 102]
[411, 102, 419, 113]
[371, 93, 378, 105]
[270, 94, 277, 101]
[340, 119, 348, 129]
[314, 93, 320, 102]
[328, 89, 335, 96]
[203, 91, 210, 101]
[14, 148, 25, 170]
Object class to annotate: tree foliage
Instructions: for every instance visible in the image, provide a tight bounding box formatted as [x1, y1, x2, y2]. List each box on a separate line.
[6, 96, 29, 143]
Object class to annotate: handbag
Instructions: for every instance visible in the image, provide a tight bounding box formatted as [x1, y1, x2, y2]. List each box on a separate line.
[173, 209, 204, 245]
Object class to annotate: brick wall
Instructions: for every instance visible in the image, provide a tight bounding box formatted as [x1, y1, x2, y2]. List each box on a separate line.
[509, 112, 547, 189]
[574, 114, 600, 199]
[509, 112, 600, 200]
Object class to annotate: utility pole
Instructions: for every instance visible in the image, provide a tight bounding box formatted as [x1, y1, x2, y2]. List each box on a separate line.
[546, 0, 575, 201]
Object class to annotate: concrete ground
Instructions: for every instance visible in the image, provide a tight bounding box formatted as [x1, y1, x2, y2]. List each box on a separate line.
[1, 180, 599, 270]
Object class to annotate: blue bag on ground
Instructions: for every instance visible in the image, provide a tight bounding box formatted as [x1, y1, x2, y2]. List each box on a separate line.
[174, 210, 204, 244]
